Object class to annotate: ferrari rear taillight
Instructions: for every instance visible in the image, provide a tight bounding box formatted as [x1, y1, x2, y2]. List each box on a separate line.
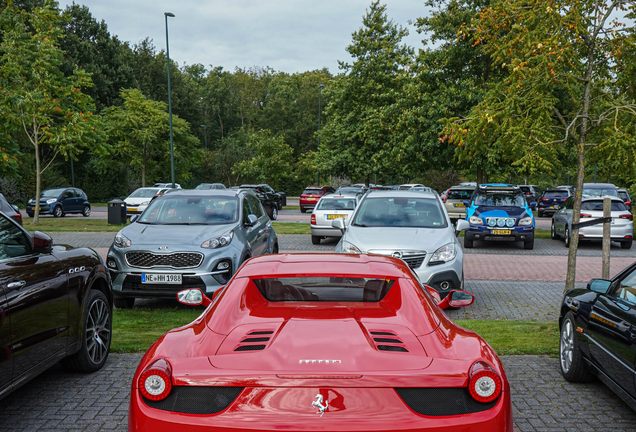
[620, 214, 633, 221]
[139, 359, 173, 401]
[467, 361, 502, 403]
[311, 215, 316, 225]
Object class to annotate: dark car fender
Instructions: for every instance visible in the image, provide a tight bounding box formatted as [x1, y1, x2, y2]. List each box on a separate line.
[52, 245, 112, 354]
[560, 288, 599, 358]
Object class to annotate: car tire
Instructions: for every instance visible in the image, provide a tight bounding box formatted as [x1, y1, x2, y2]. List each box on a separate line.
[560, 312, 593, 382]
[26, 212, 33, 218]
[268, 206, 278, 220]
[82, 205, 91, 217]
[53, 205, 63, 218]
[463, 238, 473, 248]
[621, 239, 633, 249]
[564, 227, 571, 248]
[538, 210, 544, 218]
[272, 243, 279, 254]
[61, 290, 111, 373]
[300, 207, 306, 213]
[277, 200, 283, 211]
[551, 222, 559, 240]
[311, 235, 321, 245]
[113, 297, 134, 309]
[524, 239, 534, 250]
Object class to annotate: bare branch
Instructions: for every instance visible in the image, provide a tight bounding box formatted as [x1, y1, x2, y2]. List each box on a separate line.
[40, 149, 60, 174]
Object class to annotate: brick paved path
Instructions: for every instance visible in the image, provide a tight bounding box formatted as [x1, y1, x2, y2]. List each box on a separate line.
[1, 354, 634, 432]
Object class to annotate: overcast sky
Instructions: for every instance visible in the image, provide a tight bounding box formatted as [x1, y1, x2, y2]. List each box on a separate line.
[59, 0, 430, 74]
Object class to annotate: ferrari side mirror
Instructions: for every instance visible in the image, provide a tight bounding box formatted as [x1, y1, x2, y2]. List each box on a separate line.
[177, 288, 211, 307]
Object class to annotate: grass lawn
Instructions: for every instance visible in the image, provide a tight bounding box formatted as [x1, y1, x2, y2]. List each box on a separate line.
[111, 307, 558, 356]
[272, 222, 311, 234]
[283, 205, 300, 211]
[23, 218, 128, 232]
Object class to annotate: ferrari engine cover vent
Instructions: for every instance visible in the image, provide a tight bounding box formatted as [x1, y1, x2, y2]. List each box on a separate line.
[234, 330, 274, 352]
[370, 331, 409, 353]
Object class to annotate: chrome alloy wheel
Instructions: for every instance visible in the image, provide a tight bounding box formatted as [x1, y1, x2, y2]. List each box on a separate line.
[560, 319, 574, 373]
[86, 298, 111, 364]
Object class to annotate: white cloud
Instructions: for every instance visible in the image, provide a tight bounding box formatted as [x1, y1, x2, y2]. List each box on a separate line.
[59, 0, 429, 73]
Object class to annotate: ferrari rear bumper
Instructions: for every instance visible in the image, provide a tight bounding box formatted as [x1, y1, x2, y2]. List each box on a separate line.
[128, 387, 512, 431]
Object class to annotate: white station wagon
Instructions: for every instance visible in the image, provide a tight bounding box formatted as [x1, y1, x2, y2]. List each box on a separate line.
[310, 193, 360, 244]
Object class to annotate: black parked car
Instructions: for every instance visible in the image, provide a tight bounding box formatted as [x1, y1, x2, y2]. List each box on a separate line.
[519, 185, 543, 210]
[239, 184, 286, 219]
[559, 262, 636, 411]
[26, 187, 91, 218]
[0, 193, 22, 226]
[537, 188, 570, 217]
[0, 212, 112, 400]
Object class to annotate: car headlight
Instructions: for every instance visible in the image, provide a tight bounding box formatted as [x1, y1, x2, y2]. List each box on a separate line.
[341, 240, 362, 253]
[469, 215, 483, 225]
[429, 242, 457, 265]
[140, 201, 150, 206]
[114, 233, 132, 248]
[201, 231, 234, 249]
[518, 217, 533, 226]
[46, 199, 57, 204]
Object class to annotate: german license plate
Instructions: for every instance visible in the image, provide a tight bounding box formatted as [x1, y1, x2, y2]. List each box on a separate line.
[307, 198, 316, 201]
[549, 206, 555, 209]
[492, 229, 511, 235]
[327, 214, 346, 220]
[454, 203, 465, 207]
[142, 274, 182, 284]
[129, 207, 138, 212]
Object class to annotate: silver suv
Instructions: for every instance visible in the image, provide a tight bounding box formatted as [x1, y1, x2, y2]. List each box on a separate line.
[334, 190, 469, 298]
[107, 189, 278, 308]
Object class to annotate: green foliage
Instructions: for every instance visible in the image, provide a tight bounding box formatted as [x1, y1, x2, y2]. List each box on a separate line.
[102, 88, 203, 186]
[233, 130, 294, 190]
[318, 1, 414, 182]
[0, 0, 105, 223]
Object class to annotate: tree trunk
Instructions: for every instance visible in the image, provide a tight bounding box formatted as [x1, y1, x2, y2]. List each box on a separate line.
[141, 142, 147, 187]
[477, 165, 483, 186]
[564, 38, 596, 293]
[33, 141, 41, 225]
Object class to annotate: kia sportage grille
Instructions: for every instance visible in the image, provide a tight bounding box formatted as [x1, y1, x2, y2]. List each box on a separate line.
[125, 252, 203, 269]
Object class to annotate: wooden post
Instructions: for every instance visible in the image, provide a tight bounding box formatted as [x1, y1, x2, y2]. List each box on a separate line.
[602, 197, 611, 279]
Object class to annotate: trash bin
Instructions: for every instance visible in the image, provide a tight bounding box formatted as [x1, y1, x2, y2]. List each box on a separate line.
[108, 199, 127, 224]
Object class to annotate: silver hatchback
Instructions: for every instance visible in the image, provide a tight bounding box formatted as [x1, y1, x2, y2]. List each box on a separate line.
[310, 193, 360, 244]
[551, 196, 633, 249]
[107, 189, 278, 308]
[333, 191, 469, 297]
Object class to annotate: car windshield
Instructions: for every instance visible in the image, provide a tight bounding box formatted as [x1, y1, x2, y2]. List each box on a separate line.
[411, 187, 432, 192]
[138, 196, 239, 224]
[253, 277, 395, 302]
[447, 189, 473, 200]
[40, 188, 65, 198]
[582, 188, 618, 197]
[317, 198, 356, 210]
[352, 197, 447, 228]
[581, 200, 627, 212]
[337, 187, 362, 194]
[473, 191, 526, 207]
[544, 191, 569, 198]
[303, 189, 324, 195]
[128, 188, 160, 198]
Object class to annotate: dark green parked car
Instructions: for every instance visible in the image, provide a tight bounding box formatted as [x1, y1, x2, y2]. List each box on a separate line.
[239, 184, 285, 220]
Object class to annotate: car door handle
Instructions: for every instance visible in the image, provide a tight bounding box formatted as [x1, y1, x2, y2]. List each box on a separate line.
[7, 281, 26, 290]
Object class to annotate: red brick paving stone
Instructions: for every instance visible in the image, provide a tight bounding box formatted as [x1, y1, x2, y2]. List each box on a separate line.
[465, 254, 635, 282]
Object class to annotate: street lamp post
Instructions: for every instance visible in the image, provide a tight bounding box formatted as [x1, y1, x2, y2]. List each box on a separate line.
[164, 12, 176, 189]
[317, 84, 325, 186]
[200, 124, 207, 150]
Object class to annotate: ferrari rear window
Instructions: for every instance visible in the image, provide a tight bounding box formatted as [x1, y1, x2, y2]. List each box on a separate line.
[253, 277, 394, 302]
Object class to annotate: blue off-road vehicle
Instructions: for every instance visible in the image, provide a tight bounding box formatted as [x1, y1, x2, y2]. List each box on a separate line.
[463, 184, 536, 250]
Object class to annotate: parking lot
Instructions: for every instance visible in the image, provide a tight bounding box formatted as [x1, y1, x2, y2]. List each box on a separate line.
[3, 206, 636, 431]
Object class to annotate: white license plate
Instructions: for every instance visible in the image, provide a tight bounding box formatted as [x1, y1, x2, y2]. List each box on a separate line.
[142, 274, 182, 284]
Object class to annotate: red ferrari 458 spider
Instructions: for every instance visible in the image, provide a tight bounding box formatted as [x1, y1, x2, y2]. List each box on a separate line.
[128, 253, 512, 431]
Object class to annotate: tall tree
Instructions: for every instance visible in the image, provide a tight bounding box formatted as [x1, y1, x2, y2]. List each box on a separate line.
[103, 88, 203, 186]
[444, 0, 636, 291]
[318, 1, 413, 183]
[0, 0, 104, 224]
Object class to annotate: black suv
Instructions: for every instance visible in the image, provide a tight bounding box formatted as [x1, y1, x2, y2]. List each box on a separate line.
[537, 188, 571, 217]
[519, 185, 543, 210]
[239, 184, 286, 220]
[27, 187, 91, 218]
